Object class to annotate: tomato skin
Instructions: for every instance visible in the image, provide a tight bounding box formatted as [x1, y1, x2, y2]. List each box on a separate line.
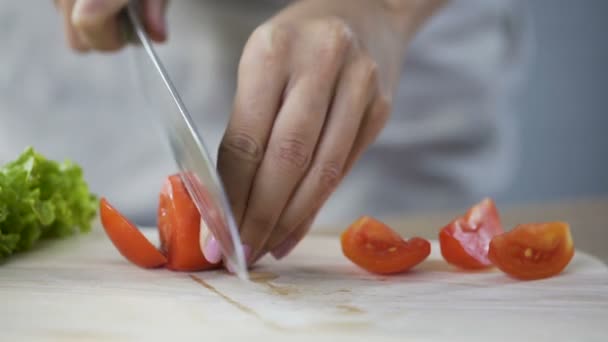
[439, 198, 503, 269]
[158, 174, 221, 271]
[488, 222, 574, 280]
[99, 198, 167, 269]
[341, 216, 431, 275]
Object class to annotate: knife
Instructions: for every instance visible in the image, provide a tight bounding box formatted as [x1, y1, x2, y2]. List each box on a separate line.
[122, 0, 249, 280]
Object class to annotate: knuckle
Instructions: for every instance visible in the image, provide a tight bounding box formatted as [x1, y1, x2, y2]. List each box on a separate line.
[246, 23, 291, 67]
[316, 17, 353, 61]
[323, 16, 353, 46]
[220, 131, 264, 163]
[317, 161, 342, 191]
[273, 135, 311, 171]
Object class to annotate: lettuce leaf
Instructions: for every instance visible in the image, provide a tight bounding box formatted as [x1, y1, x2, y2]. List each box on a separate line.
[0, 147, 98, 259]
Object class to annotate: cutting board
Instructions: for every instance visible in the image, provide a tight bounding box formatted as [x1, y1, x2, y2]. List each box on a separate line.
[1, 226, 607, 342]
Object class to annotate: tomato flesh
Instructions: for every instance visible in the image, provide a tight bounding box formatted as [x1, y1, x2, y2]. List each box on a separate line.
[99, 198, 167, 268]
[489, 222, 574, 280]
[341, 216, 430, 275]
[157, 174, 221, 271]
[439, 198, 503, 269]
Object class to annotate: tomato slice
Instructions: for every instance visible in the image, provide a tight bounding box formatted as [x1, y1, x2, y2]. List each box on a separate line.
[488, 222, 574, 280]
[157, 174, 221, 271]
[341, 216, 431, 275]
[439, 198, 503, 269]
[99, 198, 167, 268]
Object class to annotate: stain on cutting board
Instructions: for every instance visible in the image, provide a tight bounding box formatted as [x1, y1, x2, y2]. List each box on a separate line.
[189, 275, 284, 330]
[249, 271, 299, 297]
[336, 304, 365, 315]
[190, 274, 370, 332]
[248, 271, 279, 282]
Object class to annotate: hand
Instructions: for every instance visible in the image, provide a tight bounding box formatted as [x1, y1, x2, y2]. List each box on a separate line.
[54, 0, 168, 52]
[216, 0, 445, 265]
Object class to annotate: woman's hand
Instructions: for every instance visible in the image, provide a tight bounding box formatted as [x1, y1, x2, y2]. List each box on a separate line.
[216, 0, 445, 265]
[54, 0, 168, 52]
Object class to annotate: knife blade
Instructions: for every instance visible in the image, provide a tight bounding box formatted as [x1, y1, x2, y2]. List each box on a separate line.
[123, 0, 248, 280]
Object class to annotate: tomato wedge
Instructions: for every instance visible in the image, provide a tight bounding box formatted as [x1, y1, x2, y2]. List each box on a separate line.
[158, 174, 220, 271]
[99, 198, 167, 268]
[341, 216, 430, 275]
[488, 222, 574, 280]
[439, 198, 503, 269]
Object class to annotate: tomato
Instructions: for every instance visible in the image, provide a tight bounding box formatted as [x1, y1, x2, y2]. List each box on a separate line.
[488, 222, 574, 280]
[99, 198, 167, 268]
[439, 198, 503, 269]
[157, 174, 221, 271]
[341, 216, 431, 275]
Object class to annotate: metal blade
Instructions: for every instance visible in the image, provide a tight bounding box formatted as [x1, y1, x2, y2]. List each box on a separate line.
[124, 0, 248, 280]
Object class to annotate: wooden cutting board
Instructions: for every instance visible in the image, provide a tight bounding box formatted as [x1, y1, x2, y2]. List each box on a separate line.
[1, 225, 607, 341]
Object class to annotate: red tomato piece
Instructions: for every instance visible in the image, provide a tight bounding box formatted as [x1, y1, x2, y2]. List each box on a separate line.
[489, 222, 575, 280]
[439, 198, 503, 269]
[341, 216, 431, 275]
[99, 198, 167, 268]
[158, 174, 221, 271]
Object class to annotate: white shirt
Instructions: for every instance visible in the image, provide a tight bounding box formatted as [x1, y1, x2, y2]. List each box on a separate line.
[0, 0, 530, 227]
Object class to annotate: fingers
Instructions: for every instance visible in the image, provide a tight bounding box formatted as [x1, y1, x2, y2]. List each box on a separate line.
[217, 24, 291, 230]
[237, 77, 332, 263]
[141, 0, 169, 42]
[57, 0, 89, 52]
[265, 94, 389, 262]
[237, 21, 351, 263]
[71, 0, 129, 51]
[263, 55, 379, 258]
[56, 0, 168, 52]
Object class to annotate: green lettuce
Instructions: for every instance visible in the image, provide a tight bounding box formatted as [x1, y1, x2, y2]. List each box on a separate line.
[0, 147, 98, 259]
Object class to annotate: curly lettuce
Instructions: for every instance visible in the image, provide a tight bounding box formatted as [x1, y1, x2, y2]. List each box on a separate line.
[0, 147, 98, 259]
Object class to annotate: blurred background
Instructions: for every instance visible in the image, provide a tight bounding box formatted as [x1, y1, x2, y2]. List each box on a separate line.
[494, 0, 608, 206]
[0, 1, 606, 225]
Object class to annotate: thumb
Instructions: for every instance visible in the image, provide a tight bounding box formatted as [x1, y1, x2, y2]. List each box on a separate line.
[72, 0, 129, 27]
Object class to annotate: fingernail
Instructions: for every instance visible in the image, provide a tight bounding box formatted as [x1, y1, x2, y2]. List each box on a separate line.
[202, 236, 222, 264]
[200, 219, 222, 263]
[271, 237, 298, 260]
